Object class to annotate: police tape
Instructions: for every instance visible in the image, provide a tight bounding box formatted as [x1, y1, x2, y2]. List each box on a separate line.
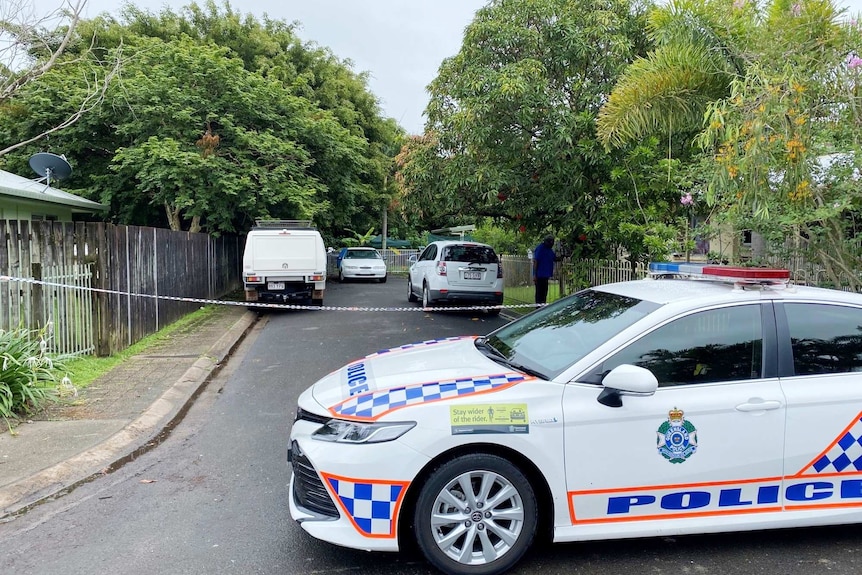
[0, 274, 544, 313]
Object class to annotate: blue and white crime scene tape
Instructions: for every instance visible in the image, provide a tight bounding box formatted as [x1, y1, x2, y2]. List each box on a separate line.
[0, 274, 542, 313]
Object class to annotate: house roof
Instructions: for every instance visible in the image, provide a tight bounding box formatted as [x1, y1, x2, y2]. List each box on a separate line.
[0, 168, 107, 213]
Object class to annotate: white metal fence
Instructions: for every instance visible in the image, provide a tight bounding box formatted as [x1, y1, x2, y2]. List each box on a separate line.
[41, 263, 95, 356]
[567, 258, 648, 290]
[2, 263, 96, 356]
[499, 256, 647, 303]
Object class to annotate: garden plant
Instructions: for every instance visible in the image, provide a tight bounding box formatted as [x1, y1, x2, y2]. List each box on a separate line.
[0, 326, 73, 432]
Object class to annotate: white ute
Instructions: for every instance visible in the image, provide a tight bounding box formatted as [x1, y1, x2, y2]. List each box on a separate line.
[242, 220, 327, 306]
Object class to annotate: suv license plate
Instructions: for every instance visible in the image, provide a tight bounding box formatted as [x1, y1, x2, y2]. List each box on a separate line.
[268, 282, 285, 290]
[464, 271, 481, 280]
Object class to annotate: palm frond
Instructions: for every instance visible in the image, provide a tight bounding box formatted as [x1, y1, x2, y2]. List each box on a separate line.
[597, 43, 734, 149]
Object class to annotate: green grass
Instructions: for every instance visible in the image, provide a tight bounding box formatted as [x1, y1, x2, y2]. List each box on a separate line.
[503, 283, 563, 307]
[62, 305, 220, 390]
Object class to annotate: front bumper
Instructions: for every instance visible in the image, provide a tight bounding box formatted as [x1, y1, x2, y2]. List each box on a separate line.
[288, 423, 429, 552]
[341, 269, 386, 279]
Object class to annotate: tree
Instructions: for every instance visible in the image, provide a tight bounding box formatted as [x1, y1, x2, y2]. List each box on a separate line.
[396, 0, 674, 259]
[596, 0, 752, 149]
[393, 133, 450, 231]
[698, 1, 860, 289]
[598, 0, 862, 290]
[0, 0, 118, 157]
[116, 0, 404, 237]
[0, 2, 404, 238]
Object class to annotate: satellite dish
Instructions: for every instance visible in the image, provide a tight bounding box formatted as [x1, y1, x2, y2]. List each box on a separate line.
[29, 152, 73, 189]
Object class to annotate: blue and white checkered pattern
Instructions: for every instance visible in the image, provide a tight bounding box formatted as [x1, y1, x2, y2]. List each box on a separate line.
[331, 372, 528, 420]
[324, 475, 405, 537]
[807, 414, 862, 474]
[363, 336, 472, 359]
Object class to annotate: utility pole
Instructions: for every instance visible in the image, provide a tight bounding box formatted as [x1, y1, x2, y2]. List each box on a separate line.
[382, 207, 388, 250]
[382, 174, 388, 250]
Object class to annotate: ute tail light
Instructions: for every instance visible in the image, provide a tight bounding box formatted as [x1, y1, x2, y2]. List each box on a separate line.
[436, 261, 447, 276]
[497, 263, 503, 279]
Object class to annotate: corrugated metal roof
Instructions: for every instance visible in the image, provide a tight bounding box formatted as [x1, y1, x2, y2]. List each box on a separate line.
[0, 169, 107, 212]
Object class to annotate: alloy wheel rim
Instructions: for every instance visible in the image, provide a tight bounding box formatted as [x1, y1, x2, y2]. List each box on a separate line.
[428, 470, 525, 566]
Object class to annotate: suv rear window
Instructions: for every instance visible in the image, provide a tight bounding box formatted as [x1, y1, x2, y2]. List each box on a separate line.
[442, 245, 498, 264]
[345, 250, 381, 259]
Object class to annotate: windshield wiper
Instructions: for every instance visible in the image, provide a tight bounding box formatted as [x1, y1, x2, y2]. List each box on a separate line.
[503, 360, 546, 379]
[475, 337, 546, 379]
[475, 336, 504, 357]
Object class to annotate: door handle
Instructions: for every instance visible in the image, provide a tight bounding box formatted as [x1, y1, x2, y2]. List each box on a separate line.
[736, 400, 782, 412]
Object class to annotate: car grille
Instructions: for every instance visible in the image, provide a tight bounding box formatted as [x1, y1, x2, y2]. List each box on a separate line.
[291, 440, 339, 518]
[296, 407, 331, 424]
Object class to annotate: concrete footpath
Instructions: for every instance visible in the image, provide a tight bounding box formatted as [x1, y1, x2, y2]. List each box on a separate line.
[0, 304, 257, 520]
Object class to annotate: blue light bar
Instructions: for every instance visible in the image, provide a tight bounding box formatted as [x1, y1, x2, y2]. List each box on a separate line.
[648, 262, 705, 274]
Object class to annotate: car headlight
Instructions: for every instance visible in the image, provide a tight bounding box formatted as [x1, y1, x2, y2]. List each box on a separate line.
[312, 419, 416, 444]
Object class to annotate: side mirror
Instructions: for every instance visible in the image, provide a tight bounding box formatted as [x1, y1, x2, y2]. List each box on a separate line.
[408, 255, 418, 264]
[597, 364, 658, 408]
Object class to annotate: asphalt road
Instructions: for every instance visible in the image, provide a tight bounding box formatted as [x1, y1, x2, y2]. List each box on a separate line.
[1, 277, 862, 575]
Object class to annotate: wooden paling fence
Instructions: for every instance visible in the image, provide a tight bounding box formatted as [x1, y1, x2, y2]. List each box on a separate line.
[1, 220, 243, 357]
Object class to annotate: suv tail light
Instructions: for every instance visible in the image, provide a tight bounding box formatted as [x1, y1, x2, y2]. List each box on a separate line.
[497, 263, 503, 279]
[436, 261, 447, 276]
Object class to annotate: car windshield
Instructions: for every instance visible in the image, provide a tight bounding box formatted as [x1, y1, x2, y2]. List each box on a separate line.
[442, 245, 497, 264]
[346, 250, 381, 259]
[482, 289, 661, 379]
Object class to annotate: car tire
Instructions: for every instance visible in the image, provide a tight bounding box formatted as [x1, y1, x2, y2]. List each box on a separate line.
[486, 307, 501, 316]
[312, 298, 323, 307]
[422, 283, 434, 309]
[414, 453, 537, 575]
[408, 278, 419, 302]
[379, 275, 387, 283]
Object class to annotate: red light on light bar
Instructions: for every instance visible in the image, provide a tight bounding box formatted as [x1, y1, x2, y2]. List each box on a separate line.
[701, 266, 790, 280]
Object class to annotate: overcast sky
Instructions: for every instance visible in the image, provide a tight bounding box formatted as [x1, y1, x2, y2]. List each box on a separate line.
[36, 0, 862, 135]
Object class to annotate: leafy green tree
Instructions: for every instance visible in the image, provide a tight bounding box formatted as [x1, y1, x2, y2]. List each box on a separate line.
[0, 0, 120, 157]
[0, 2, 404, 238]
[599, 0, 862, 289]
[698, 1, 860, 288]
[3, 33, 333, 232]
[393, 133, 450, 231]
[603, 137, 701, 262]
[397, 0, 671, 260]
[472, 218, 533, 256]
[114, 1, 403, 236]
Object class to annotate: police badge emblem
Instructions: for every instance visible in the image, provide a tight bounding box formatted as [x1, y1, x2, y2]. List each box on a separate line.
[657, 407, 697, 464]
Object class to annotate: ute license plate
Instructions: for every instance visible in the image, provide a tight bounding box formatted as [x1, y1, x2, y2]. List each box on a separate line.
[268, 282, 285, 290]
[464, 271, 481, 280]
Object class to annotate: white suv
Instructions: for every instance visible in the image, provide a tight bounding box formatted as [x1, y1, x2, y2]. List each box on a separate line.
[407, 240, 503, 313]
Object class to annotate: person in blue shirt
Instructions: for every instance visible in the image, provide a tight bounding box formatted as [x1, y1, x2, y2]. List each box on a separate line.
[532, 235, 556, 304]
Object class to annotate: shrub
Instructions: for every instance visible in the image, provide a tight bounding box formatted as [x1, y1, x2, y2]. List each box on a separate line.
[0, 325, 73, 428]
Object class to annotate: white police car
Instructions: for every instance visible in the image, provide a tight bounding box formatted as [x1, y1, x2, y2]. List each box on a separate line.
[288, 263, 862, 575]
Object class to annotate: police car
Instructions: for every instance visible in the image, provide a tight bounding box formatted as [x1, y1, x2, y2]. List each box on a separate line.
[288, 263, 862, 575]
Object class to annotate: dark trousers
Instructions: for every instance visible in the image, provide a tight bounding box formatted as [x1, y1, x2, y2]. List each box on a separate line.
[535, 277, 550, 304]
